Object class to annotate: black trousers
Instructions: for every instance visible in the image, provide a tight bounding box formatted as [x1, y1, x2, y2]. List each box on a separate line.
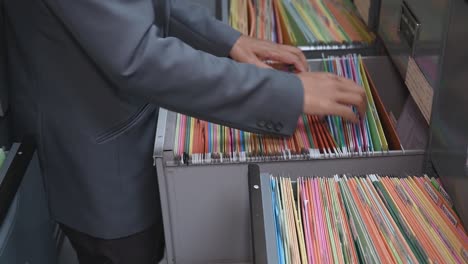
[60, 222, 165, 264]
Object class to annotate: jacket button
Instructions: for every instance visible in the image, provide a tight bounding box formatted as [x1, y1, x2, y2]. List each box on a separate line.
[274, 122, 284, 132]
[257, 121, 266, 127]
[266, 121, 273, 129]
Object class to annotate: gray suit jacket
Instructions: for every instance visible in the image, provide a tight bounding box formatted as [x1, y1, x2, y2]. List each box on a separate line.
[4, 0, 303, 238]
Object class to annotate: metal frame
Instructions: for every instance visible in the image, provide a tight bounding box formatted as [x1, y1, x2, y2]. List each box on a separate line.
[0, 144, 58, 264]
[0, 141, 35, 225]
[248, 167, 279, 264]
[153, 109, 176, 264]
[428, 0, 468, 227]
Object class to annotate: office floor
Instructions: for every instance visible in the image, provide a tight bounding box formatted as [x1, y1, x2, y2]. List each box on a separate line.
[57, 238, 78, 264]
[58, 237, 166, 264]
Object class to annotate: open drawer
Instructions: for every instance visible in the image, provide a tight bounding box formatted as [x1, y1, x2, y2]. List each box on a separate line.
[248, 165, 468, 263]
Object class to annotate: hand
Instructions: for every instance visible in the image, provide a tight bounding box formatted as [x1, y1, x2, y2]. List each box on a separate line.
[229, 35, 309, 72]
[298, 72, 367, 123]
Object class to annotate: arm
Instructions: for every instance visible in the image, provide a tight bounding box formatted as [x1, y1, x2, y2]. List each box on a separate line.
[45, 0, 303, 136]
[168, 0, 241, 57]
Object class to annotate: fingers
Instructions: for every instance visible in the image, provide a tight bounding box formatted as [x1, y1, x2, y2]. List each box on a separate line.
[232, 37, 308, 72]
[267, 50, 307, 72]
[248, 52, 274, 69]
[328, 74, 366, 116]
[248, 56, 273, 69]
[336, 92, 367, 117]
[337, 76, 365, 94]
[259, 45, 308, 72]
[328, 103, 359, 123]
[281, 45, 309, 71]
[300, 71, 367, 122]
[235, 49, 274, 69]
[254, 60, 274, 69]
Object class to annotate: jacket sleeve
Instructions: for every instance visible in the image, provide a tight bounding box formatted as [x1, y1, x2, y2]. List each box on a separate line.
[45, 0, 303, 136]
[168, 0, 241, 57]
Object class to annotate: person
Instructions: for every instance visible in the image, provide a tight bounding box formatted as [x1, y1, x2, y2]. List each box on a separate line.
[3, 0, 365, 263]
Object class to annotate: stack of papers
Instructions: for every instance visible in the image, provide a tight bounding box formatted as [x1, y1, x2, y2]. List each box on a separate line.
[172, 54, 401, 165]
[271, 174, 468, 263]
[229, 0, 375, 47]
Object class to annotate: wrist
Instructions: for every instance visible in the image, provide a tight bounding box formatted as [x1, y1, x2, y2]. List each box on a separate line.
[228, 34, 245, 59]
